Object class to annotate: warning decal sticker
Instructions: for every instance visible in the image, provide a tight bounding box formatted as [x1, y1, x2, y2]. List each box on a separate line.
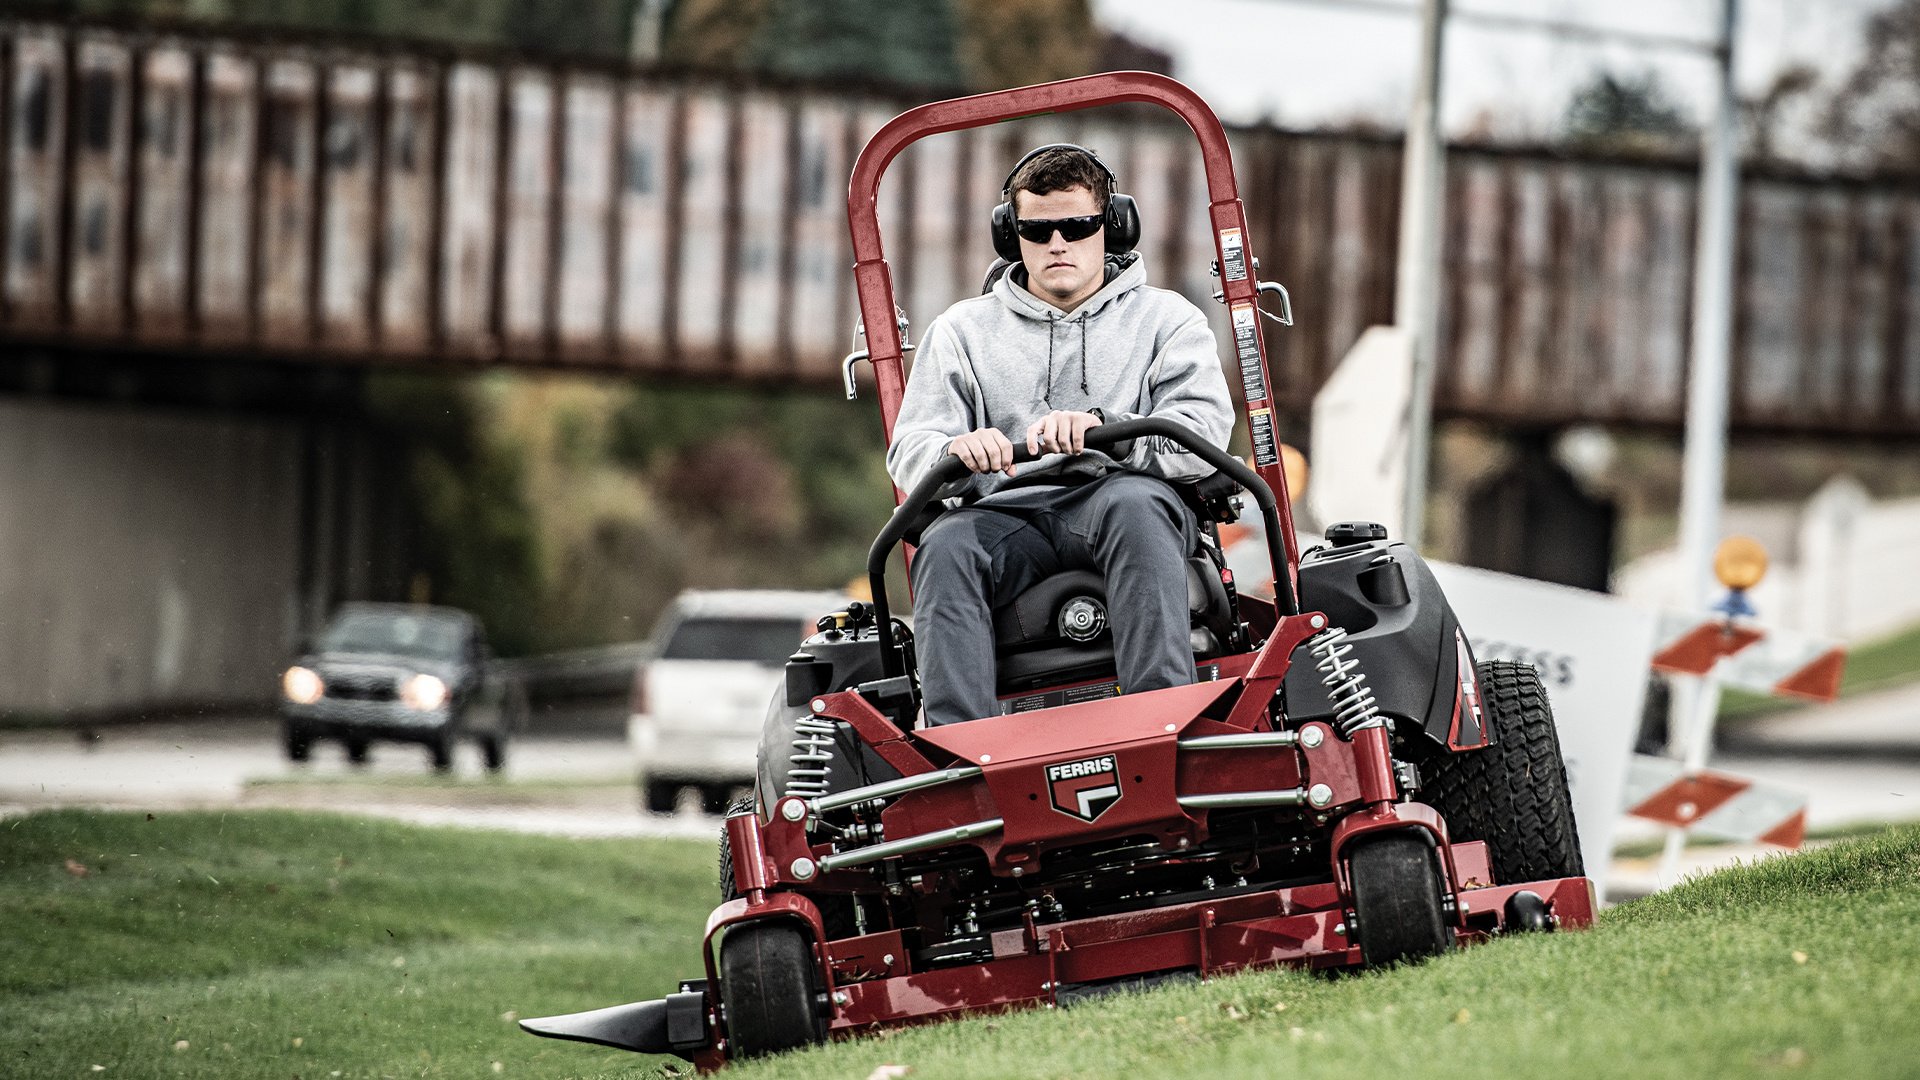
[1231, 302, 1267, 403]
[1249, 407, 1279, 468]
[1219, 228, 1247, 282]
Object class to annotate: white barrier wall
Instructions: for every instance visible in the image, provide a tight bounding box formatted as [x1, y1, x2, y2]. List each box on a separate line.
[0, 397, 392, 718]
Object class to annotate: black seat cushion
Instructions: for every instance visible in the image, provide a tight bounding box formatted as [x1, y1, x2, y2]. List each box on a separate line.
[992, 554, 1234, 695]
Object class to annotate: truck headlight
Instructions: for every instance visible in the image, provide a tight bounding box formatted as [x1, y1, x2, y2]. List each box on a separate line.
[282, 666, 325, 705]
[401, 673, 449, 711]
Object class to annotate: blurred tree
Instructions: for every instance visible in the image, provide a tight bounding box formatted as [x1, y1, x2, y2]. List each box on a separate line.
[654, 0, 772, 69]
[953, 0, 1097, 89]
[657, 0, 1165, 92]
[366, 373, 544, 656]
[1560, 69, 1694, 156]
[749, 0, 966, 89]
[608, 383, 890, 589]
[1742, 64, 1820, 168]
[1822, 0, 1920, 174]
[23, 0, 643, 61]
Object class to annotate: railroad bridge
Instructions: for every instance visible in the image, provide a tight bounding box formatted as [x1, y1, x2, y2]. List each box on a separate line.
[3, 17, 1916, 718]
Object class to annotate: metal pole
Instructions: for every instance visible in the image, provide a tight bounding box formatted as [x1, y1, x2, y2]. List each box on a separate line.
[1396, 0, 1447, 547]
[1676, 0, 1741, 616]
[1662, 0, 1741, 886]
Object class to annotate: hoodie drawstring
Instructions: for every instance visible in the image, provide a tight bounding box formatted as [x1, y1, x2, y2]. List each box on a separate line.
[1045, 315, 1091, 404]
[1080, 316, 1089, 395]
[1045, 314, 1058, 409]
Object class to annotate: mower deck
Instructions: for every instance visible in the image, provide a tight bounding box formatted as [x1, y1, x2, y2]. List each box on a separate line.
[819, 867, 1592, 1031]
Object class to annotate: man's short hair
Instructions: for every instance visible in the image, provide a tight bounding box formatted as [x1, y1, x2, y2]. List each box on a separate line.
[1007, 146, 1110, 213]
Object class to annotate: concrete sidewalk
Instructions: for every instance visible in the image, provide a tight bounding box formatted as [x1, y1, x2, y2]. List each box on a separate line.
[1721, 679, 1920, 759]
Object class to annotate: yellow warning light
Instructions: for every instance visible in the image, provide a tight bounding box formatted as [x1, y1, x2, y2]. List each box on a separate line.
[1279, 444, 1308, 506]
[1714, 536, 1769, 591]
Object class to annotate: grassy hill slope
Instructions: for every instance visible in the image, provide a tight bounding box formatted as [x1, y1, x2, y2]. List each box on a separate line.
[5, 811, 1919, 1080]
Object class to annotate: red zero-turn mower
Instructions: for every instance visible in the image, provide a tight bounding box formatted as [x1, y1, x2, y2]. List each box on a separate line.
[521, 71, 1593, 1070]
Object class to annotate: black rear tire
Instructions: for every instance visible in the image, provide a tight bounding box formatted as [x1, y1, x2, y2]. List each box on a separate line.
[1348, 831, 1452, 967]
[429, 736, 454, 772]
[284, 729, 312, 762]
[719, 922, 826, 1059]
[345, 737, 371, 766]
[1420, 660, 1584, 884]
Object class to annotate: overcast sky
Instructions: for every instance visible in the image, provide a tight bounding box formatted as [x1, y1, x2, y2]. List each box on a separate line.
[1093, 0, 1893, 139]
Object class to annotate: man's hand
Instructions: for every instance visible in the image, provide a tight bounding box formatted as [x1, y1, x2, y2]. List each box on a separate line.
[948, 429, 1018, 476]
[1025, 410, 1103, 456]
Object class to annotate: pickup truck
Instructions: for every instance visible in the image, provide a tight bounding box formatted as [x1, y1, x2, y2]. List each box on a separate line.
[280, 603, 524, 772]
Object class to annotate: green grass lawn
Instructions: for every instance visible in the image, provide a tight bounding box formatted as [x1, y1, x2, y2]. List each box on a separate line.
[1, 810, 713, 1080]
[6, 812, 1920, 1080]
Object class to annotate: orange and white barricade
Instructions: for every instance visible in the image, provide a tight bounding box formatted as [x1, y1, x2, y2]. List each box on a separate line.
[1620, 754, 1808, 850]
[1650, 611, 1847, 702]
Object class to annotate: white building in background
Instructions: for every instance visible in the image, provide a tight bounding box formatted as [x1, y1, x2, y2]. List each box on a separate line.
[1615, 477, 1920, 643]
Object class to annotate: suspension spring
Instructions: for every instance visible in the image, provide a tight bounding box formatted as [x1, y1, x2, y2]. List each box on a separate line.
[1308, 627, 1386, 738]
[785, 715, 837, 799]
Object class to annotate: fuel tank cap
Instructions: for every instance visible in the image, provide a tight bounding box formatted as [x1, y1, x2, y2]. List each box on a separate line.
[1325, 521, 1389, 546]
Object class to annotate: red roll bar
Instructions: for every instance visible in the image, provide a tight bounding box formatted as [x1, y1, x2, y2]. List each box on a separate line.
[845, 70, 1302, 579]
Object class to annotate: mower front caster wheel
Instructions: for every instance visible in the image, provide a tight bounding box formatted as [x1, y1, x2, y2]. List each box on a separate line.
[1348, 832, 1453, 967]
[719, 922, 826, 1058]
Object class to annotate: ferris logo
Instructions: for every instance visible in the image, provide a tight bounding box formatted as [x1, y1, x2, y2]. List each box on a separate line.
[1046, 754, 1122, 822]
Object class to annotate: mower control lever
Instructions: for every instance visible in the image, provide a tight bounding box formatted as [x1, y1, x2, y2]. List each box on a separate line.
[865, 417, 1298, 682]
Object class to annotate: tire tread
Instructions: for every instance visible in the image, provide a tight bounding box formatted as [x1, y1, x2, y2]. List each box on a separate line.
[1420, 660, 1584, 882]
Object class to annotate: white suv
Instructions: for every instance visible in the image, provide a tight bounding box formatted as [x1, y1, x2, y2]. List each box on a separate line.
[630, 589, 850, 815]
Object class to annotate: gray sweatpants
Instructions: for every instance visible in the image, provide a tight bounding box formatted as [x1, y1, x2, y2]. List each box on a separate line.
[909, 471, 1197, 726]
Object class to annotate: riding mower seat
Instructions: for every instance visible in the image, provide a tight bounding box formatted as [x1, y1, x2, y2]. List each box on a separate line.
[926, 469, 1247, 697]
[991, 552, 1235, 694]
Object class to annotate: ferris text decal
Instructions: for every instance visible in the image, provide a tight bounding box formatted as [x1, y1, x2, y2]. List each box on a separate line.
[1047, 754, 1122, 822]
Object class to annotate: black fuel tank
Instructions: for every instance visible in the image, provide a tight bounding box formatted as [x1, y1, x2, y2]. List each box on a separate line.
[1281, 539, 1488, 752]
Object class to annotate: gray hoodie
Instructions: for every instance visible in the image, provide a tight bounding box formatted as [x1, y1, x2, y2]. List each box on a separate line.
[886, 255, 1234, 499]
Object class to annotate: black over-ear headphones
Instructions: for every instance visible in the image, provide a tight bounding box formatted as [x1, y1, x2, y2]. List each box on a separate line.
[990, 142, 1141, 263]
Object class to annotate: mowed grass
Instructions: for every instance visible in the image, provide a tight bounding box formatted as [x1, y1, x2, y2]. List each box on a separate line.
[0, 809, 713, 1080]
[730, 824, 1920, 1080]
[6, 813, 1920, 1080]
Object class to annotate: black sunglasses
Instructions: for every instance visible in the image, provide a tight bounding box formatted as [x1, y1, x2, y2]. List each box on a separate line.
[1014, 214, 1104, 244]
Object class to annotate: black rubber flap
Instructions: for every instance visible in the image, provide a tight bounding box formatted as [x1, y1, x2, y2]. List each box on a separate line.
[520, 998, 690, 1056]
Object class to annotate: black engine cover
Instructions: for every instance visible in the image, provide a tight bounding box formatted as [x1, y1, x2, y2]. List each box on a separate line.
[1281, 540, 1489, 753]
[758, 629, 903, 812]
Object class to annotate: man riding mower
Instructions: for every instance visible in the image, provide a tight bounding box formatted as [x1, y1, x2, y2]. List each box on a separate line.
[520, 71, 1590, 1070]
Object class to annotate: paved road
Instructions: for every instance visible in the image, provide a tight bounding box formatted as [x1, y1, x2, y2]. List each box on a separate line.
[6, 686, 1916, 880]
[0, 717, 723, 839]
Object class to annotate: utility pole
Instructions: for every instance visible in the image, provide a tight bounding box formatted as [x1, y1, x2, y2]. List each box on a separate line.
[1396, 0, 1448, 548]
[1661, 0, 1742, 885]
[1676, 0, 1741, 618]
